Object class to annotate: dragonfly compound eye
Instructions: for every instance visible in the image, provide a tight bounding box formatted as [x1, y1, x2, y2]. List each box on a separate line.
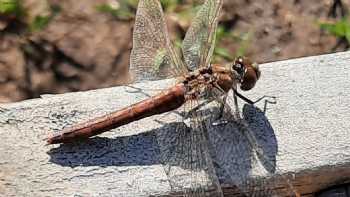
[231, 56, 261, 91]
[240, 61, 260, 91]
[232, 56, 246, 78]
[252, 62, 261, 80]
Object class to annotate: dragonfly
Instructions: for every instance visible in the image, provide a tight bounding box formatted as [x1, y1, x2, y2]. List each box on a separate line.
[46, 0, 299, 196]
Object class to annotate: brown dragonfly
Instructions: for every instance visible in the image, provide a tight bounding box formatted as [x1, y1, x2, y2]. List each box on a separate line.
[47, 0, 299, 196]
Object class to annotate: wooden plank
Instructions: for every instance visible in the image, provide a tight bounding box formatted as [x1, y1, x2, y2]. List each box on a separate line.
[1, 51, 350, 196]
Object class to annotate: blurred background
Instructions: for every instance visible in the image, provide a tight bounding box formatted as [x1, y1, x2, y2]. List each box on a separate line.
[0, 0, 349, 103]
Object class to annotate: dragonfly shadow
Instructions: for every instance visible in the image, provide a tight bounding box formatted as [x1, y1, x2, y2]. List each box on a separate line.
[47, 104, 278, 189]
[242, 104, 278, 173]
[47, 130, 162, 167]
[209, 104, 277, 186]
[47, 122, 198, 168]
[47, 122, 208, 171]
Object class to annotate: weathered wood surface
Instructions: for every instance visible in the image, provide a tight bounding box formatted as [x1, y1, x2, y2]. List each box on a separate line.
[1, 51, 350, 196]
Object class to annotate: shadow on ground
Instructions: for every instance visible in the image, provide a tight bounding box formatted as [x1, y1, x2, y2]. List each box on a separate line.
[47, 103, 277, 185]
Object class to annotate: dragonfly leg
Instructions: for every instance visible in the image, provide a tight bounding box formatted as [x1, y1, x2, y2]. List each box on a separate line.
[233, 89, 254, 105]
[217, 95, 227, 120]
[211, 97, 232, 126]
[234, 89, 277, 105]
[232, 89, 241, 119]
[209, 83, 236, 125]
[184, 98, 216, 120]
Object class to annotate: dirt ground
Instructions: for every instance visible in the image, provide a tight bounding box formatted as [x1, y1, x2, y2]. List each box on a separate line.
[0, 0, 348, 103]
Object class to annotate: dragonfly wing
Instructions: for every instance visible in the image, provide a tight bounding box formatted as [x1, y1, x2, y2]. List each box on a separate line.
[130, 0, 188, 82]
[156, 100, 223, 196]
[210, 95, 299, 196]
[182, 0, 223, 70]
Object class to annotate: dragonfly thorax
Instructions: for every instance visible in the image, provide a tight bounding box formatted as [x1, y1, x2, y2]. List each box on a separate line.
[182, 57, 260, 101]
[211, 64, 235, 93]
[182, 66, 234, 101]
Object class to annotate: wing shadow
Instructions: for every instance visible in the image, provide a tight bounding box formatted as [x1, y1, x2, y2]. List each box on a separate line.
[207, 103, 277, 186]
[242, 104, 278, 174]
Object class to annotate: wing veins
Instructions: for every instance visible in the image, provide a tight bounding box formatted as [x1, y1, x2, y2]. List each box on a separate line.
[130, 0, 188, 82]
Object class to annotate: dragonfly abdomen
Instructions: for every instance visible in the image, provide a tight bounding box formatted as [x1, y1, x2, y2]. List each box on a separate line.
[46, 84, 186, 144]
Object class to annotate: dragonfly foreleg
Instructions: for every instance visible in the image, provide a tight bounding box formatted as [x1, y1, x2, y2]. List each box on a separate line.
[234, 89, 277, 106]
[233, 89, 254, 105]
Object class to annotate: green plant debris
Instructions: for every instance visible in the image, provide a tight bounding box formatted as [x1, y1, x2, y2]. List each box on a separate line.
[160, 0, 184, 12]
[0, 0, 60, 32]
[29, 4, 61, 32]
[96, 0, 137, 20]
[319, 16, 350, 42]
[213, 24, 253, 61]
[96, 1, 253, 63]
[235, 31, 252, 57]
[29, 15, 51, 32]
[214, 47, 232, 60]
[0, 0, 23, 16]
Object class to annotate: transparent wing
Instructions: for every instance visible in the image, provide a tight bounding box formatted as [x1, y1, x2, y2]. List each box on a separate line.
[130, 0, 188, 82]
[156, 99, 223, 196]
[209, 94, 300, 197]
[182, 0, 223, 70]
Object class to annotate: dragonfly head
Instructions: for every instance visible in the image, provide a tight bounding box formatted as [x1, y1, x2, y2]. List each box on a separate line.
[232, 56, 261, 91]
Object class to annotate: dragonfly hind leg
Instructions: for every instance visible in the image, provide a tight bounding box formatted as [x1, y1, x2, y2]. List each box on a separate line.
[184, 98, 216, 120]
[217, 95, 227, 120]
[211, 95, 236, 126]
[212, 88, 257, 126]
